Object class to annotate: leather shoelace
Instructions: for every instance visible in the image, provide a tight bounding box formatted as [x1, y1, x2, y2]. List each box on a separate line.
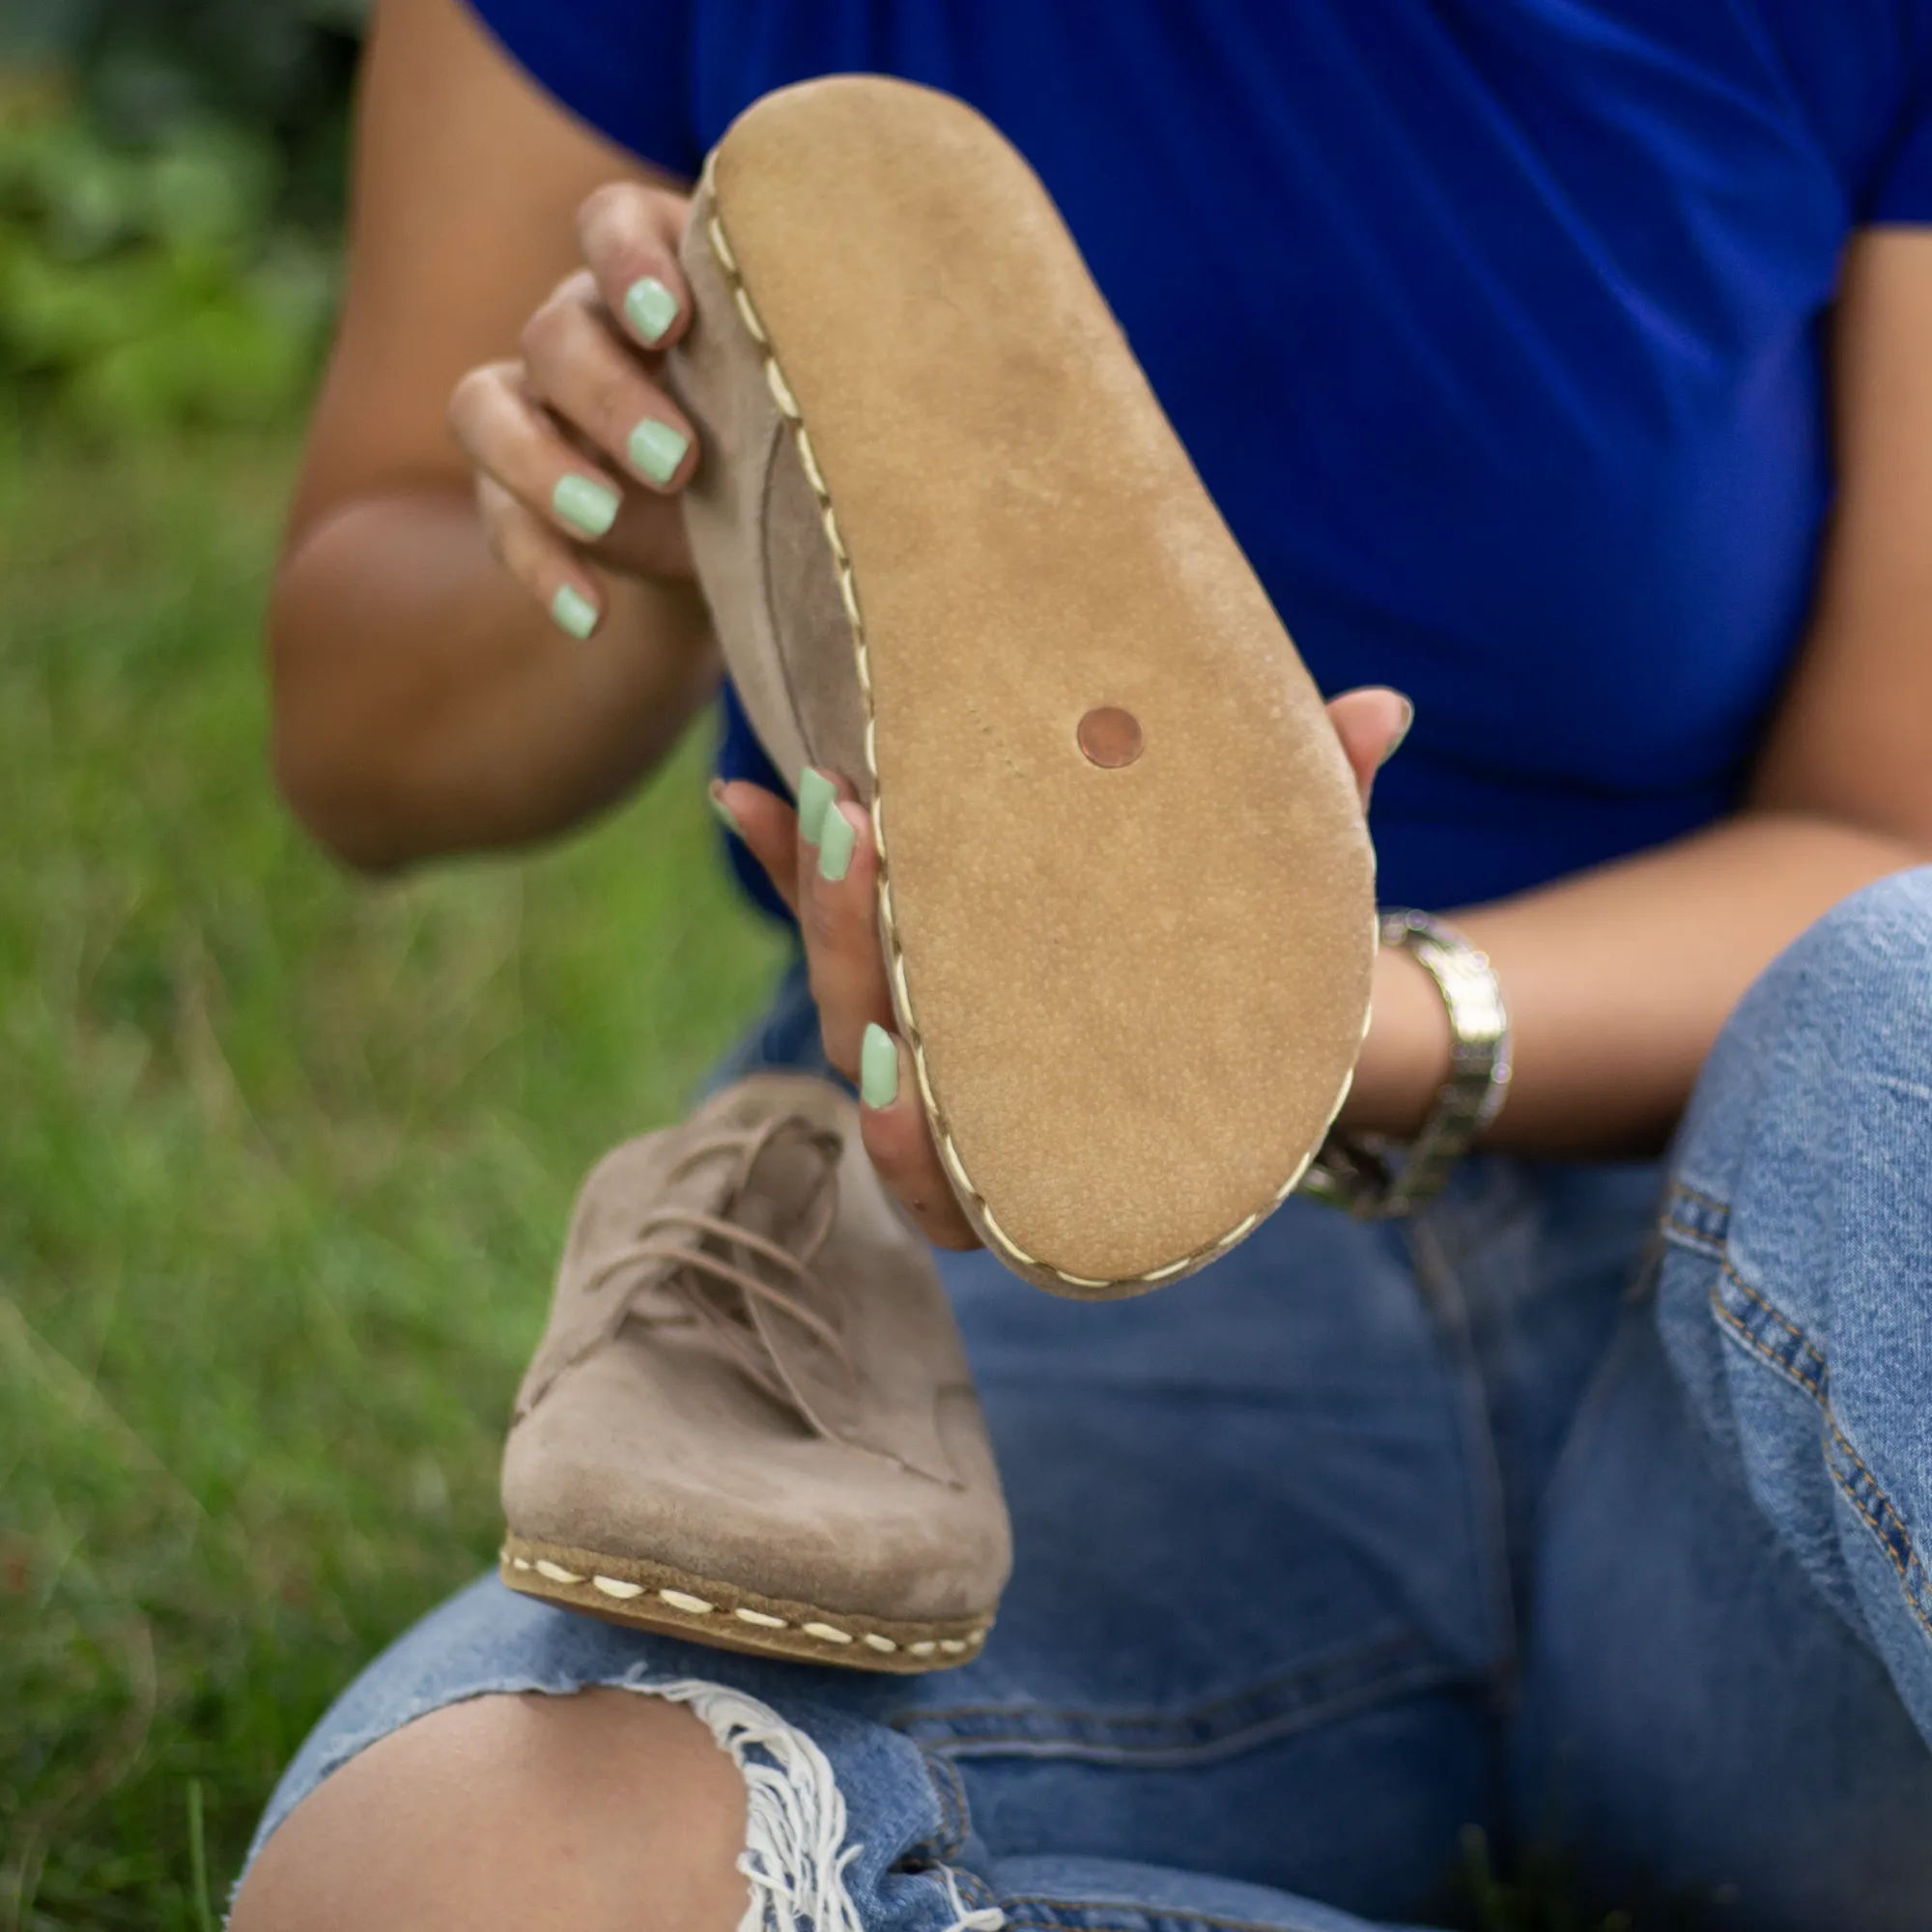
[580, 1114, 859, 1434]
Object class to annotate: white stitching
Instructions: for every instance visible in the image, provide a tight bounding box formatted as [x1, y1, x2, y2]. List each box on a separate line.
[660, 1588, 717, 1614]
[702, 165, 1345, 1290]
[506, 1544, 992, 1652]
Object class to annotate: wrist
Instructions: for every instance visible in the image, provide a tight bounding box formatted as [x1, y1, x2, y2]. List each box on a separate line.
[1336, 937, 1455, 1138]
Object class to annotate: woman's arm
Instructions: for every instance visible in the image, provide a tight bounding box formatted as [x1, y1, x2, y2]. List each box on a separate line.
[1350, 230, 1932, 1156]
[270, 0, 718, 869]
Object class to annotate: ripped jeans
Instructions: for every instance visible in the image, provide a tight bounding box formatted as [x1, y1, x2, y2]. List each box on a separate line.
[242, 872, 1932, 1930]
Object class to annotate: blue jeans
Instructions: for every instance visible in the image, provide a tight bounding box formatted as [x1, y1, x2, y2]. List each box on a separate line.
[242, 873, 1932, 1929]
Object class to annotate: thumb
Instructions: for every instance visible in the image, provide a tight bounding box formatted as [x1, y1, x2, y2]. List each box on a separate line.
[1324, 687, 1413, 808]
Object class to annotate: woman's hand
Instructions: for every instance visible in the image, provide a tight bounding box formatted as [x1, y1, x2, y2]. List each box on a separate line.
[447, 182, 702, 638]
[716, 688, 1419, 1250]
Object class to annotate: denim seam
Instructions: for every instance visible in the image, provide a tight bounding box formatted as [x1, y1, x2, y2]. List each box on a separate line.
[900, 1744, 971, 1864]
[1660, 1213, 1725, 1262]
[1818, 1409, 1932, 1646]
[1670, 1182, 1733, 1217]
[891, 1627, 1450, 1764]
[899, 1657, 1463, 1770]
[1661, 1179, 1731, 1253]
[1706, 1256, 1932, 1650]
[1714, 1258, 1829, 1393]
[1405, 1210, 1520, 1687]
[895, 1628, 1420, 1731]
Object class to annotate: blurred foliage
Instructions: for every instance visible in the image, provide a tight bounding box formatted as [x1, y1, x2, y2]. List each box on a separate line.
[0, 0, 364, 436]
[0, 424, 785, 1926]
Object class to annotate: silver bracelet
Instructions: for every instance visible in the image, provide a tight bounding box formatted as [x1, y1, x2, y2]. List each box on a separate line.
[1301, 909, 1512, 1220]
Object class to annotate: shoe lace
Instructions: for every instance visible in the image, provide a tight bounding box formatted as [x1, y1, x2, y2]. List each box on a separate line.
[580, 1112, 858, 1433]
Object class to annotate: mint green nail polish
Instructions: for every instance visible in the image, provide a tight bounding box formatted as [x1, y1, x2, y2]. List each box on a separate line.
[817, 807, 856, 883]
[628, 418, 690, 486]
[551, 584, 598, 639]
[624, 275, 679, 345]
[553, 473, 619, 538]
[708, 786, 742, 838]
[861, 1023, 899, 1111]
[796, 767, 837, 846]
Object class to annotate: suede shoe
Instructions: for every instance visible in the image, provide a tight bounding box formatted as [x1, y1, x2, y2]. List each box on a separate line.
[499, 1073, 1009, 1671]
[668, 76, 1375, 1301]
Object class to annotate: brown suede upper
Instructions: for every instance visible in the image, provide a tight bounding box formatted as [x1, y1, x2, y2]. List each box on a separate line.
[501, 1075, 1011, 1625]
[669, 219, 869, 797]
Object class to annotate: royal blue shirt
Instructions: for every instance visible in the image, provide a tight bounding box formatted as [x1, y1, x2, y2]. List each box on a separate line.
[470, 0, 1932, 913]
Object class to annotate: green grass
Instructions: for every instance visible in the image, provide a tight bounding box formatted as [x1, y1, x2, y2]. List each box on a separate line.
[0, 425, 787, 1926]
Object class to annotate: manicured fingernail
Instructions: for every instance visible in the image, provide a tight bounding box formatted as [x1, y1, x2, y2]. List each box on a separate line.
[551, 584, 598, 639]
[553, 473, 619, 538]
[817, 805, 857, 882]
[708, 782, 741, 838]
[628, 419, 690, 486]
[1380, 696, 1415, 767]
[624, 275, 679, 345]
[796, 767, 836, 846]
[860, 1023, 899, 1110]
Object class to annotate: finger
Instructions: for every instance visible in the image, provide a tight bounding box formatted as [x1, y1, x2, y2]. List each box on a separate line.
[577, 180, 694, 353]
[798, 787, 896, 1080]
[1325, 687, 1414, 808]
[475, 474, 603, 639]
[520, 274, 697, 497]
[857, 1024, 981, 1251]
[712, 780, 801, 915]
[450, 357, 636, 549]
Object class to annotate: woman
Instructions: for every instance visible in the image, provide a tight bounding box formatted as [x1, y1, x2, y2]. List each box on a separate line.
[236, 0, 1932, 1925]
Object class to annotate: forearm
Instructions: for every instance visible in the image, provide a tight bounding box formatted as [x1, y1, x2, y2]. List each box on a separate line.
[1346, 810, 1930, 1158]
[270, 486, 718, 869]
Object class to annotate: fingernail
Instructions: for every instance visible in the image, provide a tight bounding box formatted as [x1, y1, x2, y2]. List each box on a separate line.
[796, 766, 837, 846]
[628, 419, 690, 486]
[817, 805, 856, 882]
[707, 782, 741, 838]
[551, 584, 598, 639]
[553, 473, 619, 538]
[1379, 695, 1415, 768]
[860, 1022, 899, 1110]
[624, 275, 679, 345]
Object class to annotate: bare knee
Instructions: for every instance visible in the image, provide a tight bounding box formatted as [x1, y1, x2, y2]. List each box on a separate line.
[230, 1689, 748, 1932]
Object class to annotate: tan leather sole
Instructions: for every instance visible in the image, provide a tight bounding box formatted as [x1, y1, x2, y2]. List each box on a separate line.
[706, 77, 1376, 1297]
[499, 1533, 992, 1674]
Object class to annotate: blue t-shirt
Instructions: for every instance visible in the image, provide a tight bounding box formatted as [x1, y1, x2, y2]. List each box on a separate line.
[470, 0, 1932, 912]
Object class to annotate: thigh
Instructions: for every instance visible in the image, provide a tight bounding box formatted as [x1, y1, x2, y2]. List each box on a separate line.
[241, 1678, 1441, 1932]
[1516, 1308, 1932, 1932]
[243, 1192, 1514, 1927]
[1517, 874, 1932, 1931]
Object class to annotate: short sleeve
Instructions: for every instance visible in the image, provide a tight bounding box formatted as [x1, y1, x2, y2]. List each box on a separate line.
[1870, 102, 1932, 220]
[1867, 24, 1932, 224]
[464, 0, 700, 178]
